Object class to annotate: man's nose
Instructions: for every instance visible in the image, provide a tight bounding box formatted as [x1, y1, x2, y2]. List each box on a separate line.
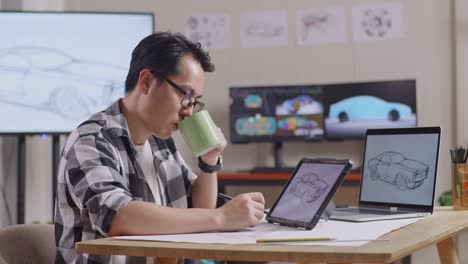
[179, 106, 193, 118]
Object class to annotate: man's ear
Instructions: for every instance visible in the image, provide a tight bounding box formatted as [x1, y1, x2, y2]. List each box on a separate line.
[137, 69, 157, 95]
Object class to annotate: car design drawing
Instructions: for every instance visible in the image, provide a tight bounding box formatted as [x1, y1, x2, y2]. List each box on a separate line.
[289, 173, 328, 203]
[0, 46, 127, 119]
[367, 151, 429, 190]
[245, 22, 284, 37]
[328, 95, 412, 122]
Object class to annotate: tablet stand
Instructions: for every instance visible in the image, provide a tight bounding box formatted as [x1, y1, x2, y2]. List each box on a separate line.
[320, 201, 336, 221]
[250, 142, 295, 173]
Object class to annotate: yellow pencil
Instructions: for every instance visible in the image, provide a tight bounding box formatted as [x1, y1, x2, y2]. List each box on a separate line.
[256, 237, 335, 243]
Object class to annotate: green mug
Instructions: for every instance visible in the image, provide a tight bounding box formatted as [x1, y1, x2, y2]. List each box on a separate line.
[179, 110, 222, 156]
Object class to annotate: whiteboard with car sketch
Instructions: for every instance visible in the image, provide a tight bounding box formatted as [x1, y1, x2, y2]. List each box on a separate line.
[0, 12, 154, 134]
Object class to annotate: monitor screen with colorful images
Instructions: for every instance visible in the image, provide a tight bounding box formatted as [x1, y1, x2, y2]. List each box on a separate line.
[230, 80, 416, 143]
[229, 85, 325, 143]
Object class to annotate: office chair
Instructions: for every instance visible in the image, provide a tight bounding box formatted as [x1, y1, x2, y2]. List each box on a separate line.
[0, 224, 55, 264]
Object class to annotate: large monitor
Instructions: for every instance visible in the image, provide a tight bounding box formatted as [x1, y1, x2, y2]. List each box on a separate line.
[0, 11, 154, 134]
[323, 80, 417, 139]
[229, 80, 417, 171]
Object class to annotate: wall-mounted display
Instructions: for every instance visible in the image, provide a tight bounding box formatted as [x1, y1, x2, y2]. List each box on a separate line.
[0, 11, 154, 134]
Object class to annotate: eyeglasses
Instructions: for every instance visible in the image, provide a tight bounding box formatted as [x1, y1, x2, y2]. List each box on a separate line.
[150, 70, 205, 112]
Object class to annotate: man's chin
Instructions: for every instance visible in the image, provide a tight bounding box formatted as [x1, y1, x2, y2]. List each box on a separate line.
[152, 131, 172, 140]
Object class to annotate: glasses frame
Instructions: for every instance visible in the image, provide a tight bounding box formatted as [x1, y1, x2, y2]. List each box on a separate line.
[150, 70, 204, 112]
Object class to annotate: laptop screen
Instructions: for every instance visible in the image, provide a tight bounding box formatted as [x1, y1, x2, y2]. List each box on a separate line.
[360, 128, 440, 208]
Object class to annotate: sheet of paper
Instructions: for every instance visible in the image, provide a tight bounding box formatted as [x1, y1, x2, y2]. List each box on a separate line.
[352, 2, 404, 42]
[296, 7, 347, 45]
[184, 14, 231, 49]
[239, 10, 288, 48]
[115, 218, 421, 246]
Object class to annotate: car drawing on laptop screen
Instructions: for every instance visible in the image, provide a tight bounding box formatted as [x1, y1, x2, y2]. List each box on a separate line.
[367, 151, 429, 190]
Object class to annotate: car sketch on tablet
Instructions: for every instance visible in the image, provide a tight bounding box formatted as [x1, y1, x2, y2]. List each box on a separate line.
[289, 173, 329, 203]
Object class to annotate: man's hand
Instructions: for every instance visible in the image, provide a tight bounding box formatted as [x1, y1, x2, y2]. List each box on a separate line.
[216, 192, 266, 231]
[200, 127, 227, 165]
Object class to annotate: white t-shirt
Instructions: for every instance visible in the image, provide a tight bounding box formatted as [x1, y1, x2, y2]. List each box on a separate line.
[111, 140, 162, 264]
[134, 140, 163, 204]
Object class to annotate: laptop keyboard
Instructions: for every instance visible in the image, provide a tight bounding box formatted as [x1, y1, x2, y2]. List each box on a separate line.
[338, 208, 407, 215]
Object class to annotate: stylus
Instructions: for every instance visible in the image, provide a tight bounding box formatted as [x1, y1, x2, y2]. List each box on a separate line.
[217, 193, 269, 214]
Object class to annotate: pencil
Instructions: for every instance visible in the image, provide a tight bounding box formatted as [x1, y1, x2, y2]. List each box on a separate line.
[256, 237, 335, 243]
[217, 193, 269, 215]
[217, 193, 232, 201]
[256, 238, 390, 243]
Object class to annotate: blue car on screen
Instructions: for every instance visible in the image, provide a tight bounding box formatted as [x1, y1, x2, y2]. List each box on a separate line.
[328, 95, 412, 122]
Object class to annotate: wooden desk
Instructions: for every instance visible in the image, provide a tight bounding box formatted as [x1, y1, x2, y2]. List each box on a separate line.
[76, 209, 468, 264]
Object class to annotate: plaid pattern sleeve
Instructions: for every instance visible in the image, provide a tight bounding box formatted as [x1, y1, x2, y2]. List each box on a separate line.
[66, 135, 133, 236]
[54, 100, 197, 264]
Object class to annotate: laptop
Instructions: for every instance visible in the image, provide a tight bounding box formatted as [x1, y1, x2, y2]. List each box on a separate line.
[331, 127, 441, 222]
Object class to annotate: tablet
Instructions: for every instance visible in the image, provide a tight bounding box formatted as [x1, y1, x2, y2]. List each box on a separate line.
[266, 158, 353, 230]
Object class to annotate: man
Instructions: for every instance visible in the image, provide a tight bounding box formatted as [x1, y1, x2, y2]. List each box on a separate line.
[55, 32, 265, 264]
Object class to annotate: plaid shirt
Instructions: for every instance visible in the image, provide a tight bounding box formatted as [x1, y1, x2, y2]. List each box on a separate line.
[54, 100, 197, 264]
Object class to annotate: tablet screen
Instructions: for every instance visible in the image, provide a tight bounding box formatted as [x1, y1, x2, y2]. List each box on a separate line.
[269, 162, 348, 223]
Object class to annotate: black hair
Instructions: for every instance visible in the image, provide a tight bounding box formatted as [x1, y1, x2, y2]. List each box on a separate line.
[124, 31, 215, 93]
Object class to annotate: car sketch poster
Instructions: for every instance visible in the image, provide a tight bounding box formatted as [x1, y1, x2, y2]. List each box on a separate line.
[360, 133, 439, 206]
[296, 7, 347, 46]
[0, 13, 153, 133]
[240, 10, 288, 48]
